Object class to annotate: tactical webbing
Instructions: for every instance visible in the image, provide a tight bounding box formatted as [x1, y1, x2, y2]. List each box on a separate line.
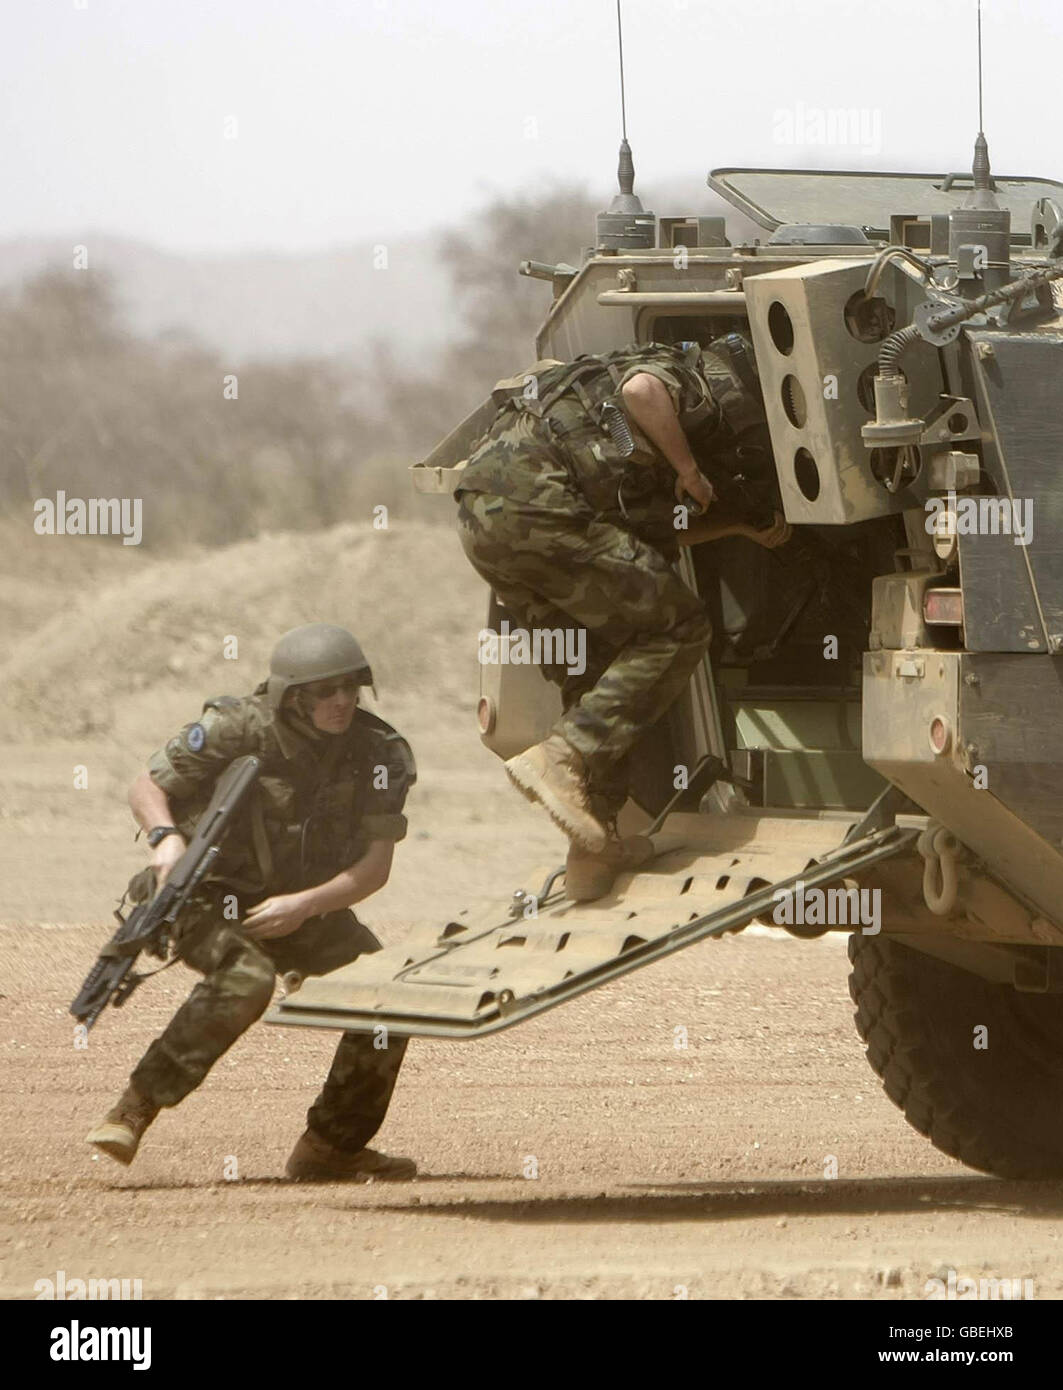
[534, 359, 615, 418]
[720, 332, 758, 395]
[495, 350, 678, 423]
[570, 377, 600, 421]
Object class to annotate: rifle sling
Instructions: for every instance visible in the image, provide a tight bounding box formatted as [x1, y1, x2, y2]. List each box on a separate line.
[250, 785, 274, 890]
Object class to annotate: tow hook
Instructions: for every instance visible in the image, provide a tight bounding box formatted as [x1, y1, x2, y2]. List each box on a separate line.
[916, 823, 960, 915]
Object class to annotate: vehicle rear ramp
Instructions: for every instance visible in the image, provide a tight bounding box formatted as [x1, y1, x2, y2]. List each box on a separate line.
[268, 805, 915, 1040]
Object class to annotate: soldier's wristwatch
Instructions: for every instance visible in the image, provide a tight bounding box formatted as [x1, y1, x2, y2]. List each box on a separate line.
[146, 825, 179, 849]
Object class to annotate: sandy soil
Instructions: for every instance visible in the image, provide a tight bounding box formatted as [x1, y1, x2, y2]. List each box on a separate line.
[6, 917, 1062, 1301]
[2, 523, 1060, 1301]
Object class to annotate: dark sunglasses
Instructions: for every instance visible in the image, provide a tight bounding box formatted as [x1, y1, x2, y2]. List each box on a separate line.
[302, 677, 361, 701]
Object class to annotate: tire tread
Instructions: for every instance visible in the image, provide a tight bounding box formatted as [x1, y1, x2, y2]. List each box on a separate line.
[848, 933, 1063, 1179]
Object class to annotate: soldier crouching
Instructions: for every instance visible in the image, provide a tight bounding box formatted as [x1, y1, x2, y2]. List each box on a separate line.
[85, 623, 418, 1182]
[455, 339, 790, 901]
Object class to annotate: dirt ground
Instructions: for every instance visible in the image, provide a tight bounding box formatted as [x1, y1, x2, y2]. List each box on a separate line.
[6, 902, 1062, 1301]
[2, 523, 1060, 1301]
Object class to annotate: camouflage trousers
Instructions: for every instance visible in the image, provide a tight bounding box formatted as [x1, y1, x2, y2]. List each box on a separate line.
[131, 899, 407, 1153]
[456, 489, 712, 820]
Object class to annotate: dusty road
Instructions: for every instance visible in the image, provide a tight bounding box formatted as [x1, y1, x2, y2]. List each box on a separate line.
[3, 921, 1059, 1301]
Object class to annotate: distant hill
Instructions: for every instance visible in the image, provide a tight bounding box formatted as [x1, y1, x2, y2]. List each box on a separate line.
[0, 518, 483, 747]
[0, 232, 454, 367]
[0, 184, 755, 368]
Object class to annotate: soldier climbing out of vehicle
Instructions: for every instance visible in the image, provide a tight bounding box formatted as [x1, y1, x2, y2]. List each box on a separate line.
[454, 337, 792, 903]
[85, 623, 419, 1182]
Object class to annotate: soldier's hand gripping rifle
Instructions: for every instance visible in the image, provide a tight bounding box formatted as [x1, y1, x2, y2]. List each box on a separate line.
[70, 754, 262, 1031]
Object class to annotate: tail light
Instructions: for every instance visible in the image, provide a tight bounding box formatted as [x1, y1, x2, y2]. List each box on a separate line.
[924, 588, 964, 626]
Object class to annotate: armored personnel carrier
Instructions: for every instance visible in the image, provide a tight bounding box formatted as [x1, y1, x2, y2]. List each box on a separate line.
[272, 136, 1063, 1180]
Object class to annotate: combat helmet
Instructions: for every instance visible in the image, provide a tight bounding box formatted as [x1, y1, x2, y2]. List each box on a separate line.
[266, 623, 373, 711]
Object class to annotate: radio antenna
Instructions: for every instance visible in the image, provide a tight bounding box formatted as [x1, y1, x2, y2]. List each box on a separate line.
[595, 0, 655, 249]
[947, 0, 1009, 292]
[970, 0, 991, 194]
[616, 0, 628, 142]
[614, 1, 636, 199]
[977, 0, 984, 133]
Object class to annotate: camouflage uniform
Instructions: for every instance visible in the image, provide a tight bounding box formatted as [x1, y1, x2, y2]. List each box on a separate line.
[128, 690, 415, 1153]
[455, 342, 717, 821]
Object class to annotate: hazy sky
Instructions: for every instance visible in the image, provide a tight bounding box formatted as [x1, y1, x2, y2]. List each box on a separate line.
[3, 0, 1060, 254]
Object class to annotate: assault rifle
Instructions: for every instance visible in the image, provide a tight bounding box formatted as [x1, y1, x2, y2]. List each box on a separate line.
[70, 754, 262, 1031]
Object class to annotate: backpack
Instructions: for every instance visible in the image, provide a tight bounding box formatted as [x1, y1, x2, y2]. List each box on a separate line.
[485, 339, 767, 542]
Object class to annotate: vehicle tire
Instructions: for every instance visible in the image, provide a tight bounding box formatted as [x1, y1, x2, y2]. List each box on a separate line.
[848, 932, 1063, 1178]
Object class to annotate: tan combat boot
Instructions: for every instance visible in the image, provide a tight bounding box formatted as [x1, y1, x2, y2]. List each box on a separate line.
[504, 734, 608, 851]
[285, 1128, 418, 1182]
[566, 834, 655, 902]
[86, 1083, 159, 1166]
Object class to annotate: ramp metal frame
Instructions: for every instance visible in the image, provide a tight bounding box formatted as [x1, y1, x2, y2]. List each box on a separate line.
[268, 818, 916, 1041]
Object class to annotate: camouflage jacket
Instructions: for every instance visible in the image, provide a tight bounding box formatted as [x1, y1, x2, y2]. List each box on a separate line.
[146, 692, 415, 895]
[454, 342, 721, 547]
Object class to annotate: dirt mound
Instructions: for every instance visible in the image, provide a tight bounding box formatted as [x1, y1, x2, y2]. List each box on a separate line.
[0, 517, 562, 925]
[0, 520, 484, 743]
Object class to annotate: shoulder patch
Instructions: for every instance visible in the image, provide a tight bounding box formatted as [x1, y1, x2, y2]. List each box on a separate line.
[389, 733, 417, 785]
[186, 723, 206, 752]
[355, 709, 416, 783]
